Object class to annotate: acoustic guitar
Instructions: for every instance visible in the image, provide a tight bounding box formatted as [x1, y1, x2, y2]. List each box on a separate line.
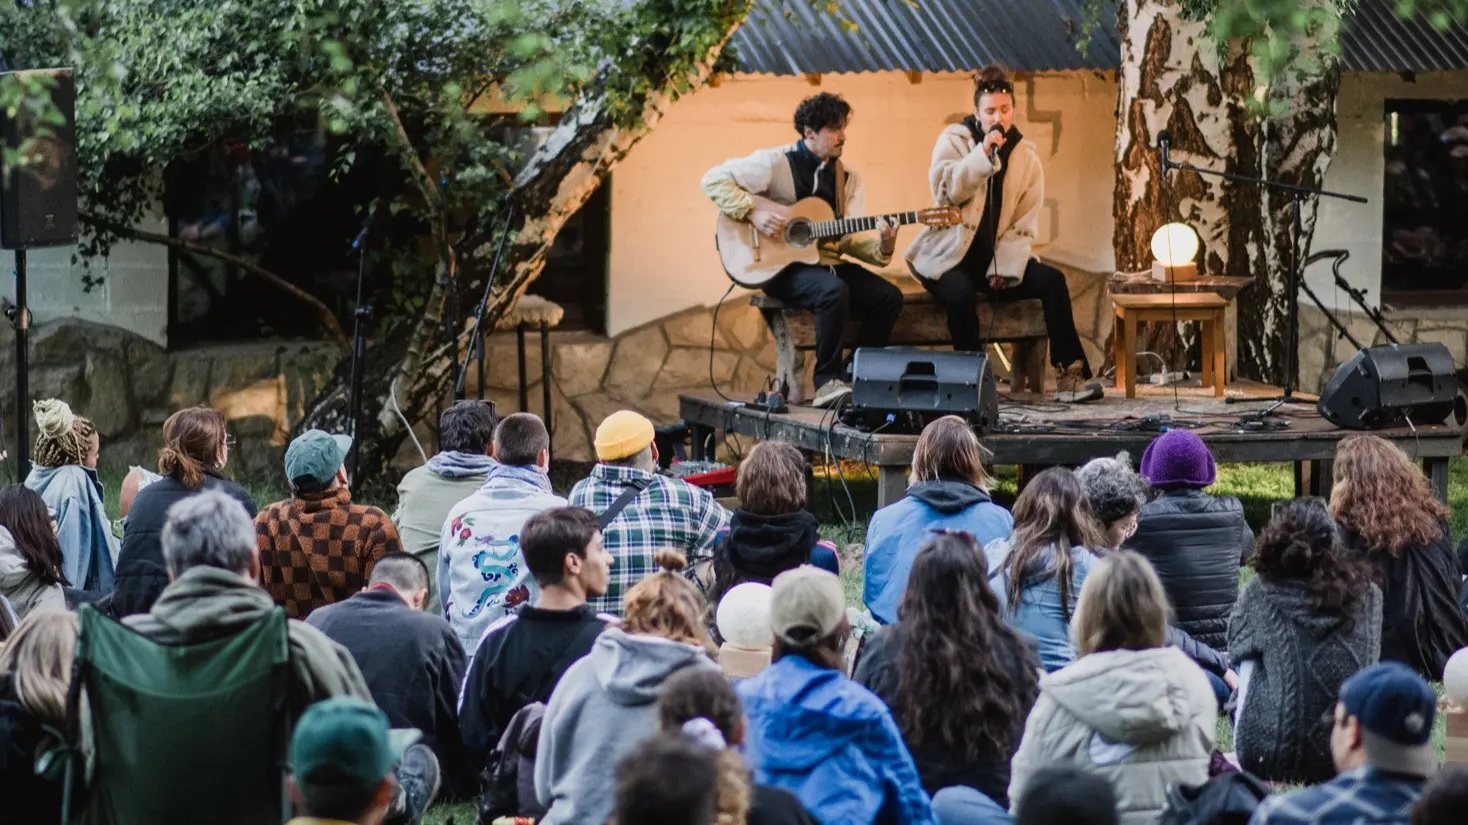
[715, 197, 962, 287]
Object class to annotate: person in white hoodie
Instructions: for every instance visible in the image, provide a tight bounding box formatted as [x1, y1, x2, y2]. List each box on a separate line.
[535, 549, 722, 825]
[0, 486, 67, 619]
[1009, 550, 1215, 825]
[439, 413, 565, 655]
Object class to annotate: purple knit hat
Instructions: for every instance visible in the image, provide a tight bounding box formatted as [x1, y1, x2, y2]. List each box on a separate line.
[1139, 428, 1216, 489]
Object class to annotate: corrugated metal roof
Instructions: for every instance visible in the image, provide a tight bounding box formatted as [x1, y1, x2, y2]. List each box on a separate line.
[731, 0, 1468, 76]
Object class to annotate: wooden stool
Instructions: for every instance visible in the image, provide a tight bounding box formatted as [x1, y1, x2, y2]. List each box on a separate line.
[1111, 292, 1228, 398]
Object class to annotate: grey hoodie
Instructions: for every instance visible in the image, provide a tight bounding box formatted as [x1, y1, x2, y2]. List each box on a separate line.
[1009, 646, 1215, 825]
[535, 627, 720, 825]
[0, 526, 64, 619]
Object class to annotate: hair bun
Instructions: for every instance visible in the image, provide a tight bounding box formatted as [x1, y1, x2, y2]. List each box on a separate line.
[653, 548, 688, 573]
[976, 65, 1010, 85]
[33, 399, 75, 440]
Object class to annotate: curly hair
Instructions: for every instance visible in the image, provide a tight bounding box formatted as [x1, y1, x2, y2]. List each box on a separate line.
[1001, 468, 1109, 615]
[1075, 452, 1147, 528]
[1330, 434, 1449, 557]
[893, 532, 1039, 763]
[1252, 499, 1373, 620]
[793, 92, 851, 137]
[623, 549, 717, 656]
[658, 668, 752, 825]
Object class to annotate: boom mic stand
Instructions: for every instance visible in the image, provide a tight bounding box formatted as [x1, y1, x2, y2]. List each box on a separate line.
[455, 200, 516, 400]
[1159, 143, 1367, 414]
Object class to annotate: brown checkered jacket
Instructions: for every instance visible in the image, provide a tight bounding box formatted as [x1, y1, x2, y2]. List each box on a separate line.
[255, 487, 402, 619]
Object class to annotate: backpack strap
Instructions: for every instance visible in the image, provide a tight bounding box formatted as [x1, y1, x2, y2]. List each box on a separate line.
[598, 476, 653, 529]
[833, 159, 848, 219]
[523, 618, 607, 705]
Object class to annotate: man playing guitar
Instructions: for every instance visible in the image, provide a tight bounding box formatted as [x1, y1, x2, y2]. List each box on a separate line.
[702, 92, 903, 408]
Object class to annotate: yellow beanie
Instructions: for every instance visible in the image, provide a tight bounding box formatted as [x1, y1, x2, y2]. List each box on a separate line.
[594, 410, 655, 461]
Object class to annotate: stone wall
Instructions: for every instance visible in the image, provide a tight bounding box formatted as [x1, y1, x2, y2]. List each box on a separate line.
[1298, 305, 1468, 394]
[0, 318, 338, 480]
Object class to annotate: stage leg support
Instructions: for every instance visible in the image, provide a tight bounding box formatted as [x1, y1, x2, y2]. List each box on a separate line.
[876, 464, 906, 508]
[1425, 458, 1450, 504]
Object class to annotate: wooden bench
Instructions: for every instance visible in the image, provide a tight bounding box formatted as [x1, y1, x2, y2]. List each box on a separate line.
[751, 278, 1048, 403]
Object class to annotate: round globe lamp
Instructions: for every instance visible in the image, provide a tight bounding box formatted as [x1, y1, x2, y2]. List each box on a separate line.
[1150, 223, 1200, 283]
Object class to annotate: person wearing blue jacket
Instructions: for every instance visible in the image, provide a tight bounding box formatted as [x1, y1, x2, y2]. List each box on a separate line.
[864, 416, 1012, 625]
[737, 566, 936, 825]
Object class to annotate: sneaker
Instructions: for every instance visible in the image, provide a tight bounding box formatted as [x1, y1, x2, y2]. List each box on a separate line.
[394, 743, 441, 825]
[811, 379, 853, 408]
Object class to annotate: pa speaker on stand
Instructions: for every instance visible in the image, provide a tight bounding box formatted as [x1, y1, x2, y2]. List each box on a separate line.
[1317, 343, 1459, 430]
[846, 347, 999, 434]
[1, 68, 80, 479]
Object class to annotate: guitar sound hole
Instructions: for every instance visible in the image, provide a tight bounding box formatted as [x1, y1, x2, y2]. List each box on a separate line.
[784, 219, 815, 248]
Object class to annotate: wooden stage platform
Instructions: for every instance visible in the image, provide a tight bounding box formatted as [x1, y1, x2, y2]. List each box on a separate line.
[679, 382, 1466, 508]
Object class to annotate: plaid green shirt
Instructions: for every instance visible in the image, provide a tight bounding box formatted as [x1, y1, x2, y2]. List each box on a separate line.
[568, 464, 730, 616]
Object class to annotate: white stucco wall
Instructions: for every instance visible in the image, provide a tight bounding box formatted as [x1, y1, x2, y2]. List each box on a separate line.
[1310, 70, 1468, 314]
[605, 70, 1119, 336]
[1, 225, 170, 346]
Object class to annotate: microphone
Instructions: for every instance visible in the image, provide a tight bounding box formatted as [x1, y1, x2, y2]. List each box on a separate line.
[987, 124, 1005, 163]
[1157, 129, 1172, 179]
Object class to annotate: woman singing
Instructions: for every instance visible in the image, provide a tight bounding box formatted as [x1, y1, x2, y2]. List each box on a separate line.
[905, 66, 1098, 401]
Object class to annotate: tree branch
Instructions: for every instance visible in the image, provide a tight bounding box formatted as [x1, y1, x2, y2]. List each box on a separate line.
[78, 212, 350, 351]
[378, 85, 441, 210]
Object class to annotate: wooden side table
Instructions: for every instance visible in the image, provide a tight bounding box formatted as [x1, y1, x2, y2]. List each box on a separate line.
[1112, 293, 1229, 398]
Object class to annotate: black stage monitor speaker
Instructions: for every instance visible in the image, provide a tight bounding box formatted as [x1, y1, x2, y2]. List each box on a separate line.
[1317, 342, 1459, 430]
[0, 68, 79, 249]
[851, 347, 999, 433]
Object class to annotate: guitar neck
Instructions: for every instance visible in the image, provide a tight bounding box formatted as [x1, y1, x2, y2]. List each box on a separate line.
[807, 212, 923, 240]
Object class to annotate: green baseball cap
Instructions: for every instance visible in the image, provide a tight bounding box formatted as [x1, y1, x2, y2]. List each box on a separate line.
[289, 698, 419, 788]
[284, 429, 353, 490]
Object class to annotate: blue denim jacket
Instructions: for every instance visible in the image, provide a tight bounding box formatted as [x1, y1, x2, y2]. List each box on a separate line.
[984, 538, 1098, 672]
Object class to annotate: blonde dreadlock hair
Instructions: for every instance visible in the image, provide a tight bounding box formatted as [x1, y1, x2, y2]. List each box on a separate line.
[32, 399, 94, 468]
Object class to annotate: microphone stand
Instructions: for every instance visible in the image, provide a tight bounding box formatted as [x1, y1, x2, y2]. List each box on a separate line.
[1160, 156, 1367, 414]
[455, 199, 517, 400]
[346, 222, 372, 480]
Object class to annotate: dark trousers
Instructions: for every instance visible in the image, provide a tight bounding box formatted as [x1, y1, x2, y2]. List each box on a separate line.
[763, 262, 904, 388]
[920, 258, 1090, 376]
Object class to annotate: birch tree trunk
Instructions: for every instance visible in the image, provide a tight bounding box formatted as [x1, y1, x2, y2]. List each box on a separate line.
[1111, 0, 1342, 385]
[299, 16, 743, 489]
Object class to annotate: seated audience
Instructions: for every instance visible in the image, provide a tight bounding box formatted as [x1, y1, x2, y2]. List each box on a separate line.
[864, 416, 1013, 625]
[1012, 766, 1117, 825]
[394, 400, 499, 613]
[23, 399, 117, 593]
[1229, 499, 1382, 785]
[1330, 434, 1468, 680]
[125, 490, 371, 714]
[440, 412, 564, 655]
[984, 468, 1108, 672]
[1076, 453, 1238, 705]
[0, 594, 16, 641]
[257, 429, 402, 618]
[568, 410, 729, 616]
[738, 566, 936, 825]
[856, 531, 1038, 814]
[535, 549, 720, 825]
[0, 610, 78, 825]
[115, 407, 257, 616]
[286, 697, 441, 825]
[458, 507, 612, 798]
[307, 552, 472, 798]
[0, 486, 66, 619]
[1009, 551, 1215, 825]
[715, 582, 774, 679]
[658, 667, 819, 825]
[613, 735, 721, 825]
[1124, 428, 1253, 652]
[708, 442, 838, 636]
[1252, 663, 1436, 825]
[1413, 766, 1468, 825]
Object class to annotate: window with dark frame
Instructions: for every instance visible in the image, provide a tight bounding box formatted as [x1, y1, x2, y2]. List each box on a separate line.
[1381, 99, 1468, 307]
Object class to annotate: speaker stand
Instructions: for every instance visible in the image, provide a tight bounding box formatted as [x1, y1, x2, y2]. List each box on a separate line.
[6, 249, 29, 479]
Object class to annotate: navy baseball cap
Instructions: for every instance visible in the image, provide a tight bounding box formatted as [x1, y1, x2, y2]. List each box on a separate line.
[1339, 662, 1438, 777]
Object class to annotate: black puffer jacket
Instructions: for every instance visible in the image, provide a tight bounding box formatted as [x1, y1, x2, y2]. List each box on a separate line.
[1125, 489, 1254, 652]
[111, 470, 257, 617]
